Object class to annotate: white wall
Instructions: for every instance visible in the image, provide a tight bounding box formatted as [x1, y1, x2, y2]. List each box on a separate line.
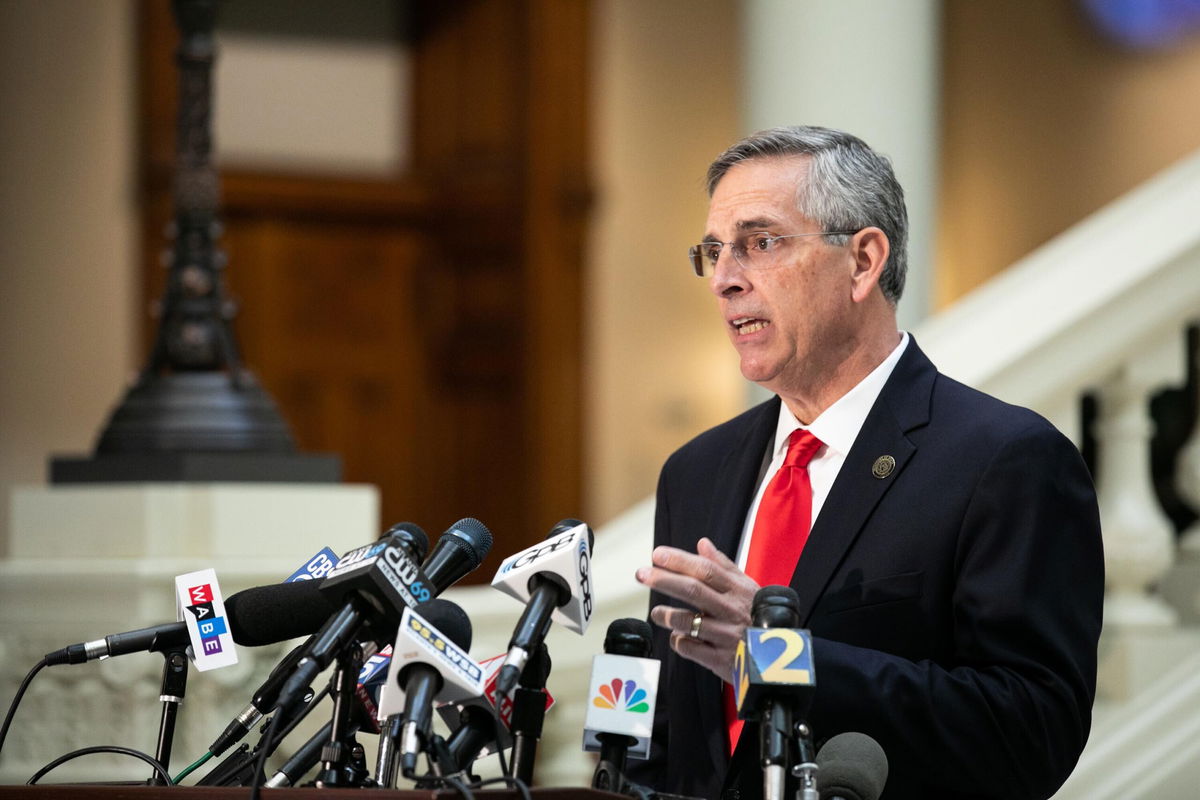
[585, 0, 746, 524]
[0, 0, 139, 552]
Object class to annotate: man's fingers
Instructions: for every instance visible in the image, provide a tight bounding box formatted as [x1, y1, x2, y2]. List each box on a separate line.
[652, 545, 739, 591]
[651, 604, 743, 649]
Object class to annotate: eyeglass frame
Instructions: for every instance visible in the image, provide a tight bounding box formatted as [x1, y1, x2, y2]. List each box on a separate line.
[687, 230, 860, 277]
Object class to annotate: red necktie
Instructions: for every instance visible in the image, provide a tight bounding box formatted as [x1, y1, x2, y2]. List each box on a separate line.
[725, 428, 824, 754]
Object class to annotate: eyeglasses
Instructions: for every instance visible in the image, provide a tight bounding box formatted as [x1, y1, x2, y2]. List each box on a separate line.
[687, 230, 858, 277]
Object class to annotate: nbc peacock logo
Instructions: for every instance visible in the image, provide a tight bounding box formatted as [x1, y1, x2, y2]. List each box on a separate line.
[592, 678, 650, 713]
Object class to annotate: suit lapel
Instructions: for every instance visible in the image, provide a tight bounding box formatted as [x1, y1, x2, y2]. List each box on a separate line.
[790, 339, 937, 624]
[694, 397, 779, 779]
[707, 397, 780, 561]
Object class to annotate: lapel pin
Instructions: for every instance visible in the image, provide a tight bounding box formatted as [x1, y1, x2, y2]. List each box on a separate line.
[872, 455, 896, 479]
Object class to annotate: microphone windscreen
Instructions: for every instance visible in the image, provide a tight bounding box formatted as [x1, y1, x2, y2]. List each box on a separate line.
[445, 517, 493, 565]
[550, 517, 594, 551]
[604, 617, 653, 657]
[816, 732, 889, 800]
[225, 581, 338, 647]
[423, 518, 494, 593]
[384, 521, 430, 563]
[414, 598, 473, 651]
[752, 584, 801, 627]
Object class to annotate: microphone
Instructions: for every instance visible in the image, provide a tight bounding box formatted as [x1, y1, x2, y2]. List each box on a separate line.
[583, 617, 660, 792]
[374, 599, 484, 778]
[589, 618, 654, 792]
[815, 733, 888, 800]
[493, 519, 595, 694]
[209, 527, 427, 758]
[275, 523, 433, 714]
[421, 518, 495, 594]
[732, 586, 816, 800]
[43, 580, 338, 665]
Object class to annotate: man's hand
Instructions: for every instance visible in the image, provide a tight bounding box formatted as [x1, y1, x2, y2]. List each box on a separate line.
[635, 537, 760, 683]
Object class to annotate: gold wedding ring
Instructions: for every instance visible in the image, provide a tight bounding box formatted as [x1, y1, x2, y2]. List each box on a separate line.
[689, 612, 704, 639]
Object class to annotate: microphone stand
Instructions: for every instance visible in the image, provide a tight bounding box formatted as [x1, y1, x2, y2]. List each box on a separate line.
[790, 723, 817, 800]
[509, 642, 551, 786]
[151, 647, 189, 784]
[376, 713, 404, 788]
[198, 684, 326, 786]
[314, 644, 365, 787]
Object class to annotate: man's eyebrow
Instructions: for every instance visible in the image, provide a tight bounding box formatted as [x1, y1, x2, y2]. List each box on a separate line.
[736, 218, 777, 231]
[702, 218, 780, 242]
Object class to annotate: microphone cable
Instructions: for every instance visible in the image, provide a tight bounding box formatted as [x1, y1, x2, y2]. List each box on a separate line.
[26, 745, 172, 786]
[0, 657, 47, 761]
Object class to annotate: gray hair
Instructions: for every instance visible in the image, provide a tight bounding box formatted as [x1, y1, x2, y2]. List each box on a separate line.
[706, 126, 908, 305]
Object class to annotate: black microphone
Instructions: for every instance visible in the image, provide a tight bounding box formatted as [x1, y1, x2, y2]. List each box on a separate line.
[393, 599, 475, 777]
[739, 586, 815, 800]
[446, 703, 498, 774]
[43, 580, 338, 665]
[495, 519, 594, 694]
[421, 518, 495, 594]
[816, 733, 888, 800]
[210, 523, 431, 754]
[591, 618, 654, 793]
[275, 523, 433, 714]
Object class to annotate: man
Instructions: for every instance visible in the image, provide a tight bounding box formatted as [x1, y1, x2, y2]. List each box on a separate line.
[631, 127, 1103, 800]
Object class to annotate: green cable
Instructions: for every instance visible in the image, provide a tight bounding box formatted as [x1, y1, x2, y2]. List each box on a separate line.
[173, 750, 214, 784]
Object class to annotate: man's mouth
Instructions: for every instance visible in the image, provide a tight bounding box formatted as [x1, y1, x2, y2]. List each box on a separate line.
[731, 316, 770, 335]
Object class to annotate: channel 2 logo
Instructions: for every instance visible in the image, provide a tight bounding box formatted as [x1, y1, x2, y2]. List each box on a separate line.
[184, 582, 228, 656]
[592, 678, 650, 713]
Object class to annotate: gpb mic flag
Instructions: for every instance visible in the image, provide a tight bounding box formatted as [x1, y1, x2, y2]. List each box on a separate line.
[582, 635, 660, 758]
[491, 520, 594, 636]
[175, 568, 237, 671]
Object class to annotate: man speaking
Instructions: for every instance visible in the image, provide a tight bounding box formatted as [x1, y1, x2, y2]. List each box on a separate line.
[632, 126, 1103, 799]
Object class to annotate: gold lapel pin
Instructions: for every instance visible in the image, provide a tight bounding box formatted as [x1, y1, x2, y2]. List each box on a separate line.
[872, 455, 896, 479]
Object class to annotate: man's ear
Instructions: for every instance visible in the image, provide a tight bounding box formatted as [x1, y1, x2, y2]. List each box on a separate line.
[849, 227, 889, 304]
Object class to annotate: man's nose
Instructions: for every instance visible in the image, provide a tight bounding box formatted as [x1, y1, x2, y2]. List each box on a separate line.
[709, 245, 748, 297]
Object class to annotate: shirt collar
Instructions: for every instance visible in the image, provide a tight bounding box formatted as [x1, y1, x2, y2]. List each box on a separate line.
[771, 331, 910, 459]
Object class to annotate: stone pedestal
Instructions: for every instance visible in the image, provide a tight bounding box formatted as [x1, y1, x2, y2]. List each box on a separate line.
[0, 483, 377, 784]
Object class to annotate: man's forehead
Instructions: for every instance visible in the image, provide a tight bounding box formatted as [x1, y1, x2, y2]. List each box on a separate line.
[705, 155, 813, 232]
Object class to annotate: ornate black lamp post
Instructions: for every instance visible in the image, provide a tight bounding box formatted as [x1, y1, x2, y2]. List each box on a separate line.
[52, 0, 338, 483]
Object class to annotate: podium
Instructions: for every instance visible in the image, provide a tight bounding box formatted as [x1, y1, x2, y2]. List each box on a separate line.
[0, 787, 621, 800]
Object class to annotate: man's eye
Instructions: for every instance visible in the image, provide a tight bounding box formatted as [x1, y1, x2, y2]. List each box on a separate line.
[702, 244, 723, 263]
[749, 234, 774, 252]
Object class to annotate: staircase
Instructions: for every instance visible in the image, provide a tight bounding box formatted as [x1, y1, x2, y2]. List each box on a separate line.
[455, 147, 1200, 790]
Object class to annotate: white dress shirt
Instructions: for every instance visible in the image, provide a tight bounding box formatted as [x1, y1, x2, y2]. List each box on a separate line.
[735, 332, 911, 570]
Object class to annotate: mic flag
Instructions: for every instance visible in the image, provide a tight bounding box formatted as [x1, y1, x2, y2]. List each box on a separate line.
[435, 652, 556, 758]
[175, 568, 237, 671]
[491, 520, 594, 635]
[375, 605, 486, 720]
[732, 626, 816, 720]
[284, 547, 342, 583]
[582, 653, 660, 759]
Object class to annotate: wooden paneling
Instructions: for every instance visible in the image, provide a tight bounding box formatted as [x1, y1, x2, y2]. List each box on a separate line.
[137, 0, 589, 578]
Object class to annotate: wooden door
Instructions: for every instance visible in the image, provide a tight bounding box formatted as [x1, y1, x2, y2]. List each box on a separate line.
[137, 0, 590, 580]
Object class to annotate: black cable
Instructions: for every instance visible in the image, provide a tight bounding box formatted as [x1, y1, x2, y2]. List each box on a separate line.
[248, 709, 283, 800]
[26, 745, 172, 786]
[442, 773, 477, 800]
[0, 657, 47, 759]
[491, 709, 512, 779]
[471, 774, 533, 800]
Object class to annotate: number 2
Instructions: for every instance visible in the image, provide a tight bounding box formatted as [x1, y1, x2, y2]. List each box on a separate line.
[758, 629, 811, 684]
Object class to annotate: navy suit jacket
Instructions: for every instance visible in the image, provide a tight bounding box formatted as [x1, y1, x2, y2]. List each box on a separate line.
[630, 339, 1103, 800]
